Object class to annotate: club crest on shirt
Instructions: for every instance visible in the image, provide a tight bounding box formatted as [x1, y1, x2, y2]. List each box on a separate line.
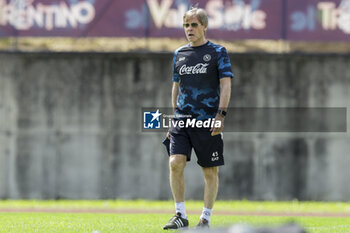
[203, 54, 211, 62]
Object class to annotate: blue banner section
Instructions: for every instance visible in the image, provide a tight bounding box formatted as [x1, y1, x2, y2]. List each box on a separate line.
[0, 0, 350, 41]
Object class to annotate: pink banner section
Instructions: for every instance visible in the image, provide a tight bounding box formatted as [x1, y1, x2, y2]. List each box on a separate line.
[0, 0, 350, 41]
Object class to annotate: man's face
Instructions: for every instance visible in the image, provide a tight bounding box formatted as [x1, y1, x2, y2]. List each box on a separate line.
[183, 16, 206, 45]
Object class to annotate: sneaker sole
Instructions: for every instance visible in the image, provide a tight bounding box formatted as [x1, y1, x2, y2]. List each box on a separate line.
[163, 226, 188, 230]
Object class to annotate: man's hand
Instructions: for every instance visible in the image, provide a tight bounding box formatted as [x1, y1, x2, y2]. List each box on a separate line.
[167, 131, 171, 139]
[210, 114, 225, 136]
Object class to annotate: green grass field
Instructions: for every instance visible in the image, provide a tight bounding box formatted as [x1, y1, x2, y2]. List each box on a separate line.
[0, 200, 350, 233]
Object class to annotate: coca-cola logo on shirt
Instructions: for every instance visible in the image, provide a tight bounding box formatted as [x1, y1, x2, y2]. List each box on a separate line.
[179, 63, 209, 75]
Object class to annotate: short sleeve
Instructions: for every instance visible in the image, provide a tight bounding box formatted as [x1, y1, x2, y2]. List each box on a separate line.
[217, 47, 234, 79]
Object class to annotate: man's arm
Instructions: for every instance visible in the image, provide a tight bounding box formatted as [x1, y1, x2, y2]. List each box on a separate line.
[172, 82, 179, 112]
[218, 77, 231, 112]
[210, 77, 231, 136]
[167, 82, 179, 139]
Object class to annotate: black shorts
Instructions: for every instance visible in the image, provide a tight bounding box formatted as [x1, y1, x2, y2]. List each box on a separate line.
[163, 120, 224, 167]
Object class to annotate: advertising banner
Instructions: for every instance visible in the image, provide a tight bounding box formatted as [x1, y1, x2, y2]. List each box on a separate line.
[0, 0, 350, 41]
[287, 0, 350, 41]
[144, 0, 282, 39]
[0, 0, 98, 36]
[0, 0, 281, 39]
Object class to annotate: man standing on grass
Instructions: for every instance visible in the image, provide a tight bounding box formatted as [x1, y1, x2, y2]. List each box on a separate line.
[163, 7, 233, 230]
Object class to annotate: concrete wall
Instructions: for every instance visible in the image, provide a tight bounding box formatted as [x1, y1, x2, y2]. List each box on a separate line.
[0, 52, 349, 201]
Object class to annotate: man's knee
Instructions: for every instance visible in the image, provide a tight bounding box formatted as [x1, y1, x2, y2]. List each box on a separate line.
[202, 167, 219, 182]
[169, 155, 187, 172]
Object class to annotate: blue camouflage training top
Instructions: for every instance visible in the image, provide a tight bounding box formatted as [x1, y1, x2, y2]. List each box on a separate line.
[172, 41, 234, 120]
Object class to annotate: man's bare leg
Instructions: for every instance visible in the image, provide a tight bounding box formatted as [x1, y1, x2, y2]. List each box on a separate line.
[200, 166, 219, 225]
[169, 154, 187, 218]
[163, 153, 190, 229]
